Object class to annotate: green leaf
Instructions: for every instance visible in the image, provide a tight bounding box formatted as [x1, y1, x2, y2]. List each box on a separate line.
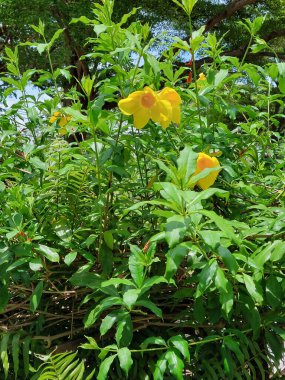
[156, 182, 184, 212]
[153, 158, 179, 184]
[115, 313, 133, 347]
[85, 297, 123, 327]
[215, 268, 234, 316]
[29, 156, 46, 170]
[136, 299, 163, 318]
[0, 181, 5, 192]
[199, 230, 222, 249]
[101, 278, 134, 288]
[165, 348, 184, 380]
[140, 337, 167, 350]
[36, 43, 48, 54]
[36, 244, 59, 263]
[277, 62, 285, 76]
[54, 218, 72, 242]
[103, 230, 114, 250]
[97, 354, 117, 380]
[270, 240, 285, 262]
[242, 274, 263, 304]
[198, 210, 240, 245]
[118, 347, 133, 377]
[80, 336, 99, 350]
[49, 28, 64, 48]
[123, 289, 140, 308]
[265, 331, 283, 362]
[218, 246, 238, 275]
[69, 271, 101, 289]
[153, 353, 168, 380]
[30, 280, 44, 312]
[265, 275, 282, 308]
[168, 335, 190, 363]
[165, 243, 189, 280]
[12, 335, 20, 380]
[129, 245, 145, 288]
[141, 276, 168, 294]
[196, 259, 218, 297]
[22, 337, 30, 377]
[278, 75, 285, 93]
[64, 251, 77, 266]
[176, 146, 198, 187]
[215, 69, 228, 87]
[0, 334, 9, 379]
[221, 344, 234, 375]
[10, 213, 23, 229]
[223, 336, 244, 365]
[100, 311, 127, 336]
[183, 188, 229, 210]
[165, 215, 189, 248]
[0, 285, 10, 312]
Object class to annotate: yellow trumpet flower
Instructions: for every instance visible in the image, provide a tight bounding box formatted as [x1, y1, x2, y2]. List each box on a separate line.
[118, 86, 181, 129]
[193, 152, 221, 190]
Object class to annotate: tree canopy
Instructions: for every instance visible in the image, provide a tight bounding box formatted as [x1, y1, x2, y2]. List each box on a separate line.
[0, 0, 285, 77]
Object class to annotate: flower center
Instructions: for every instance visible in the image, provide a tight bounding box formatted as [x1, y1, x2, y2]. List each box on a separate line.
[141, 92, 156, 108]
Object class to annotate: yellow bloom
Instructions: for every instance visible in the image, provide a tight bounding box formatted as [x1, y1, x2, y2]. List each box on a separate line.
[118, 86, 181, 129]
[49, 111, 71, 128]
[198, 73, 206, 81]
[193, 152, 221, 190]
[157, 88, 181, 129]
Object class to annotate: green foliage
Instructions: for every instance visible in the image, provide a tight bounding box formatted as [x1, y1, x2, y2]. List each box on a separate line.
[0, 0, 284, 379]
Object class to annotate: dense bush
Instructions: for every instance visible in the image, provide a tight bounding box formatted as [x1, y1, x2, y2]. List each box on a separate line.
[0, 0, 284, 378]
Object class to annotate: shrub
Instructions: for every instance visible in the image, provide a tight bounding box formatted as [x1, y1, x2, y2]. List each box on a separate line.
[0, 0, 284, 379]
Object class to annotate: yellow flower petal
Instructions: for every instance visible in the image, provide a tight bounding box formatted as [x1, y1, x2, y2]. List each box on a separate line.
[118, 96, 141, 115]
[58, 117, 69, 128]
[158, 88, 181, 106]
[133, 108, 151, 129]
[49, 116, 57, 123]
[194, 153, 221, 190]
[199, 73, 206, 81]
[172, 106, 181, 125]
[150, 99, 171, 124]
[158, 88, 181, 126]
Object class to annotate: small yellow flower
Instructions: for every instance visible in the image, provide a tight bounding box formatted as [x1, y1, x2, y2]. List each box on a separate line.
[49, 111, 71, 128]
[118, 87, 181, 129]
[193, 152, 221, 190]
[198, 73, 206, 81]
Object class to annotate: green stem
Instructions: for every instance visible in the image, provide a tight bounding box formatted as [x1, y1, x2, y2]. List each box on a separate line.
[83, 328, 254, 354]
[239, 34, 253, 68]
[131, 126, 145, 189]
[189, 15, 204, 145]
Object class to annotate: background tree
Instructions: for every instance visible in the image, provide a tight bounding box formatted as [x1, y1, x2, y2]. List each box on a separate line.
[1, 0, 285, 78]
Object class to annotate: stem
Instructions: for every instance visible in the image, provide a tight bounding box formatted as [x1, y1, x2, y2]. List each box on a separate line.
[188, 15, 204, 145]
[75, 328, 254, 354]
[131, 126, 145, 189]
[240, 34, 253, 68]
[102, 115, 124, 234]
[131, 49, 144, 86]
[165, 128, 179, 153]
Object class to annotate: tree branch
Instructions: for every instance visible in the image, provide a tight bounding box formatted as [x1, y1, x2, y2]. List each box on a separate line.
[205, 0, 260, 31]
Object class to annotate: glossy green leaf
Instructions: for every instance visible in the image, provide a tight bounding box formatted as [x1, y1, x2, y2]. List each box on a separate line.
[97, 354, 117, 380]
[30, 280, 44, 312]
[118, 347, 133, 377]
